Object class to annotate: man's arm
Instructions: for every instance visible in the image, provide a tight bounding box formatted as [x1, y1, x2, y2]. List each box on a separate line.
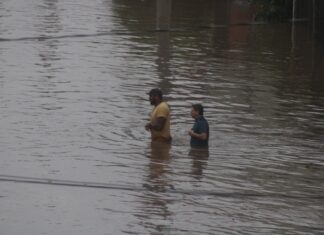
[188, 120, 208, 140]
[188, 130, 207, 140]
[146, 117, 166, 131]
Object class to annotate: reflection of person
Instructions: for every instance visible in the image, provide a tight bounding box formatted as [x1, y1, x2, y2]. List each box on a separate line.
[149, 141, 171, 180]
[189, 148, 209, 179]
[145, 88, 171, 142]
[188, 104, 209, 147]
[137, 141, 172, 223]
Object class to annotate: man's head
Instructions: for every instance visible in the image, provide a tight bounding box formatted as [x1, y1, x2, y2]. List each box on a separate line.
[191, 104, 204, 119]
[148, 88, 163, 106]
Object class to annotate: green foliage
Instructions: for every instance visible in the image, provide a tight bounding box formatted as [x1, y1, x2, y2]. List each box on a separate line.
[250, 0, 292, 21]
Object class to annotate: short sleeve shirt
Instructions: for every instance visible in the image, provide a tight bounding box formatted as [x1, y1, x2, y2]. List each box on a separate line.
[150, 102, 171, 141]
[190, 116, 209, 147]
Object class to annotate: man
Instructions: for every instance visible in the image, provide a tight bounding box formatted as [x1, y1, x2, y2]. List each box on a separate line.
[145, 88, 171, 142]
[188, 104, 209, 147]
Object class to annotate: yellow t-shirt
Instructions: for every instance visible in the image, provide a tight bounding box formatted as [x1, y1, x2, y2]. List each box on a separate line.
[150, 102, 171, 142]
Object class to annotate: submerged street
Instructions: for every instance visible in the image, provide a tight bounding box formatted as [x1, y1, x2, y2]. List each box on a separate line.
[0, 0, 324, 234]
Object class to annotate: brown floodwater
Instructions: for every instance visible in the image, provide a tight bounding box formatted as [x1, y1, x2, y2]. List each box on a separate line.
[0, 0, 324, 234]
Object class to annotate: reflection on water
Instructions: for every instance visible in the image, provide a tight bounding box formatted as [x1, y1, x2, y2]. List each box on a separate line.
[135, 141, 173, 234]
[146, 141, 172, 191]
[156, 31, 172, 95]
[189, 148, 209, 180]
[156, 0, 171, 31]
[0, 0, 324, 234]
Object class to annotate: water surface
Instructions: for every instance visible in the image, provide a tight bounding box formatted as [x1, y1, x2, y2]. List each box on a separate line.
[1, 0, 324, 234]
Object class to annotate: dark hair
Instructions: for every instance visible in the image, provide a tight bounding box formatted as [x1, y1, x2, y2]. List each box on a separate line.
[192, 104, 204, 115]
[149, 88, 163, 98]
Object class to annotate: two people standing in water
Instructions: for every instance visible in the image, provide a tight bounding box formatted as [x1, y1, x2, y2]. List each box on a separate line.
[145, 88, 209, 180]
[145, 88, 209, 148]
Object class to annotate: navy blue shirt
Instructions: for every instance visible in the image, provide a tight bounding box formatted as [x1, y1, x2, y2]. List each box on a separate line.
[190, 116, 209, 147]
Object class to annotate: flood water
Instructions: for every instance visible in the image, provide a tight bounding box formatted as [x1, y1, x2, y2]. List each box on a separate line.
[1, 0, 324, 234]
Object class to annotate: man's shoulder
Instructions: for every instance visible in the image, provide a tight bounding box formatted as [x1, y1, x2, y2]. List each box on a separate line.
[198, 116, 208, 123]
[197, 116, 209, 128]
[153, 102, 170, 118]
[157, 102, 170, 110]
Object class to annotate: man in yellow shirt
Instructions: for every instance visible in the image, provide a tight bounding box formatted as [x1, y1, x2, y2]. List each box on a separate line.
[145, 88, 171, 142]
